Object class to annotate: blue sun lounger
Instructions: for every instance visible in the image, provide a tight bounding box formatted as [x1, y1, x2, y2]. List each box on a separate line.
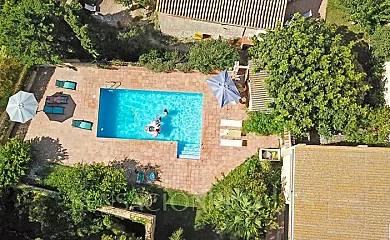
[55, 80, 77, 90]
[71, 120, 93, 130]
[43, 106, 65, 115]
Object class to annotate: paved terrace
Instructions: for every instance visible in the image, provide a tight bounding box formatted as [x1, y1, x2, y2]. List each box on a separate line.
[24, 65, 278, 194]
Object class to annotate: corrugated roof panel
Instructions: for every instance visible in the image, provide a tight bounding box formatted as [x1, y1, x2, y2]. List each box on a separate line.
[158, 0, 288, 29]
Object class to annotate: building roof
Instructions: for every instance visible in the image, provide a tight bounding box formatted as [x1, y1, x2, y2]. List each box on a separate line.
[292, 145, 390, 240]
[157, 0, 288, 29]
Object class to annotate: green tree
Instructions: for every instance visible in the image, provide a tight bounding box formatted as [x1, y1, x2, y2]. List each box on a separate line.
[371, 25, 390, 61]
[0, 138, 32, 190]
[188, 39, 239, 74]
[196, 155, 283, 239]
[243, 111, 284, 136]
[0, 0, 95, 66]
[63, 3, 99, 59]
[0, 0, 71, 65]
[341, 0, 390, 33]
[249, 15, 371, 138]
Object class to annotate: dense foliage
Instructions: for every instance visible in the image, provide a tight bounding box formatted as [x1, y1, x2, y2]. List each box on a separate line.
[0, 50, 23, 110]
[0, 138, 32, 190]
[196, 155, 283, 239]
[139, 50, 189, 73]
[187, 39, 239, 74]
[341, 0, 390, 33]
[249, 15, 390, 143]
[242, 111, 284, 136]
[139, 39, 239, 74]
[371, 25, 390, 61]
[44, 163, 152, 223]
[0, 0, 90, 66]
[0, 189, 141, 239]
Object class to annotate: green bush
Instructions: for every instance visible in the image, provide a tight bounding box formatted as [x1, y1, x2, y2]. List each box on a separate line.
[188, 39, 239, 74]
[139, 50, 187, 72]
[196, 155, 284, 239]
[0, 138, 32, 190]
[243, 111, 284, 136]
[371, 25, 390, 61]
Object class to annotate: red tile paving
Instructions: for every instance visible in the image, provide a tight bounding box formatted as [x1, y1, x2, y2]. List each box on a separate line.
[25, 65, 279, 194]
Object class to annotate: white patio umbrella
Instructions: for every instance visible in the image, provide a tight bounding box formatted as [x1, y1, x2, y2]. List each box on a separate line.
[6, 91, 38, 123]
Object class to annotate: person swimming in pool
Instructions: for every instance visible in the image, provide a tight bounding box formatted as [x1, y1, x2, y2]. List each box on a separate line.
[163, 108, 168, 116]
[145, 120, 160, 137]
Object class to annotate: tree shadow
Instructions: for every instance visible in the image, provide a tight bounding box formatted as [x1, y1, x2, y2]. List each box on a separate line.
[24, 136, 68, 185]
[144, 187, 225, 240]
[28, 136, 68, 163]
[109, 157, 162, 184]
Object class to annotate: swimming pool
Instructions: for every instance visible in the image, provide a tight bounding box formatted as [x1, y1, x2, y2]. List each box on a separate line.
[97, 89, 203, 159]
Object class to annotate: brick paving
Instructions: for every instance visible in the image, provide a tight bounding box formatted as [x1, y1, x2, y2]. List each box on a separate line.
[24, 65, 279, 194]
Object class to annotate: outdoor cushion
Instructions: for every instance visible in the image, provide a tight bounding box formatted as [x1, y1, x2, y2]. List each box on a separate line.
[55, 80, 77, 90]
[136, 171, 145, 184]
[46, 96, 68, 104]
[220, 128, 242, 137]
[71, 120, 93, 130]
[43, 106, 65, 115]
[220, 139, 243, 147]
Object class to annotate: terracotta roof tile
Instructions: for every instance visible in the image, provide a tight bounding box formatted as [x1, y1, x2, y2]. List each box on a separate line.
[293, 145, 390, 239]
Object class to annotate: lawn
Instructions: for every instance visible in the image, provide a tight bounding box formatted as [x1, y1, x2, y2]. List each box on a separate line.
[325, 0, 364, 34]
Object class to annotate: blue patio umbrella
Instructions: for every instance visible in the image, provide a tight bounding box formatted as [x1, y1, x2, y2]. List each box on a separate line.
[207, 70, 241, 108]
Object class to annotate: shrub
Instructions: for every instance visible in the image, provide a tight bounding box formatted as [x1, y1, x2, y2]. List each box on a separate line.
[0, 138, 32, 190]
[371, 25, 390, 61]
[187, 39, 239, 74]
[196, 155, 284, 239]
[243, 111, 284, 136]
[139, 50, 187, 72]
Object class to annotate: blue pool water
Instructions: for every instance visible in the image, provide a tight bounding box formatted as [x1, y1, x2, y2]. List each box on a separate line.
[97, 89, 203, 159]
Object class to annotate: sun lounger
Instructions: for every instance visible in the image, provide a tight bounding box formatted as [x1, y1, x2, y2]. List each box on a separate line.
[71, 120, 93, 130]
[46, 96, 68, 104]
[43, 106, 65, 115]
[220, 139, 243, 147]
[55, 80, 77, 90]
[136, 171, 145, 184]
[220, 119, 242, 128]
[220, 129, 242, 137]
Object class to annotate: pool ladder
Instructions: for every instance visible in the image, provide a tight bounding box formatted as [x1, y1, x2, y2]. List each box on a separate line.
[106, 81, 121, 89]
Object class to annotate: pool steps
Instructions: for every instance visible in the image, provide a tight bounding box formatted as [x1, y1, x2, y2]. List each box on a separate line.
[177, 143, 200, 160]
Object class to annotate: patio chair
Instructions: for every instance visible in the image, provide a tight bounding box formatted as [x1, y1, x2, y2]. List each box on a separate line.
[55, 80, 77, 90]
[220, 119, 243, 128]
[136, 171, 145, 184]
[220, 139, 243, 147]
[46, 95, 68, 104]
[146, 172, 156, 183]
[220, 129, 242, 137]
[43, 106, 65, 115]
[71, 119, 93, 130]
